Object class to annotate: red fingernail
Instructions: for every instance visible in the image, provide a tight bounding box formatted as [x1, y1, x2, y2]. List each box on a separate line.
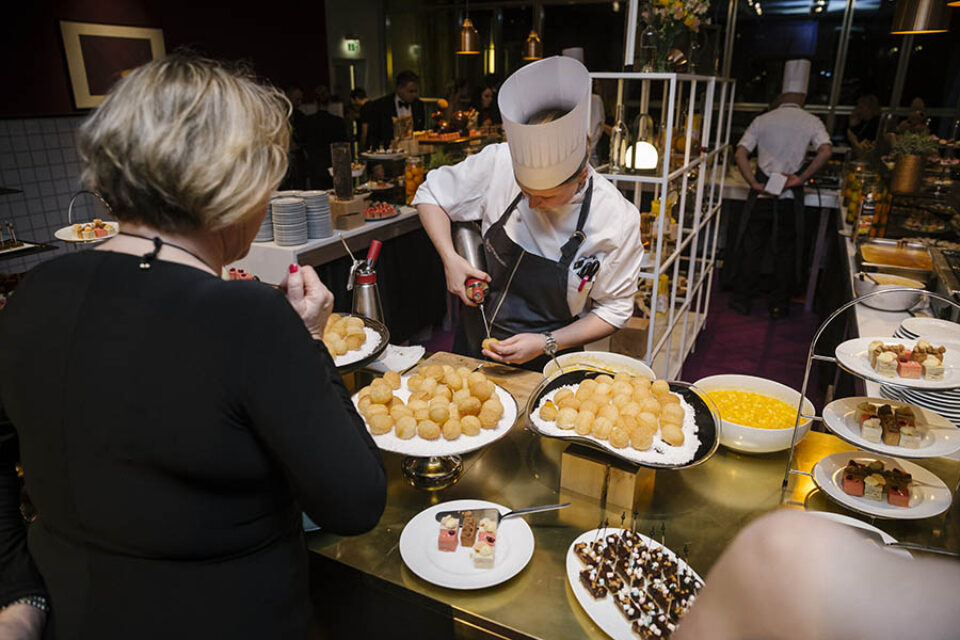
[289, 264, 299, 273]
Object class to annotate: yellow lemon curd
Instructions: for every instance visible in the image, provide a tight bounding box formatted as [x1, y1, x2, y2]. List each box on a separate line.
[707, 389, 806, 430]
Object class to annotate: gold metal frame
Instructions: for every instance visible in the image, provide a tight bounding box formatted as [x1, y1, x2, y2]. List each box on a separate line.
[59, 20, 166, 109]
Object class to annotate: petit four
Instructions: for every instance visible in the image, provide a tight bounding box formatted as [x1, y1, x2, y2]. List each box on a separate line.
[897, 358, 921, 379]
[842, 460, 866, 497]
[888, 482, 910, 508]
[473, 540, 495, 569]
[899, 425, 921, 448]
[438, 515, 459, 552]
[460, 511, 477, 547]
[860, 417, 882, 444]
[875, 351, 898, 378]
[863, 473, 885, 501]
[922, 356, 944, 381]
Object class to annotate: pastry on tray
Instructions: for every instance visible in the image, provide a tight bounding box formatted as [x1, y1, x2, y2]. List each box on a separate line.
[874, 351, 898, 378]
[438, 515, 459, 552]
[922, 356, 944, 381]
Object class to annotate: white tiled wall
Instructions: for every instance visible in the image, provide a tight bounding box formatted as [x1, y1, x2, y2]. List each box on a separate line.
[0, 116, 105, 274]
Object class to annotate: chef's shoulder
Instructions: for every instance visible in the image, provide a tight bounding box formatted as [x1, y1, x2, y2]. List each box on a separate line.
[591, 171, 641, 225]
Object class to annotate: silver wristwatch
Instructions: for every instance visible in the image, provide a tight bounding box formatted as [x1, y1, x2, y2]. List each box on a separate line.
[543, 331, 558, 356]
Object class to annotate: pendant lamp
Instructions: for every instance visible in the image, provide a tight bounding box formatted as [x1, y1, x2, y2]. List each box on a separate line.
[890, 0, 949, 34]
[458, 17, 480, 55]
[523, 30, 543, 61]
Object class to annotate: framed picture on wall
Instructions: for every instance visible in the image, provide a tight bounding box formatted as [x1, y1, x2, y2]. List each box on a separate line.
[60, 21, 166, 109]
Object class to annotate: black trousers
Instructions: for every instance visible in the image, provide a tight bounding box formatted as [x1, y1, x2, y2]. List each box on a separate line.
[734, 197, 797, 309]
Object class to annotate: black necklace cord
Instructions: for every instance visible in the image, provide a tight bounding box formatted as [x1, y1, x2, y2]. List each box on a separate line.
[117, 231, 216, 273]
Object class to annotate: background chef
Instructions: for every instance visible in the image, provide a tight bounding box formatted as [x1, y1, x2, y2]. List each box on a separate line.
[729, 59, 832, 320]
[413, 56, 644, 370]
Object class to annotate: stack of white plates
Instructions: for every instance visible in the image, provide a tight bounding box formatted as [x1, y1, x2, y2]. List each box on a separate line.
[254, 201, 274, 242]
[302, 190, 332, 239]
[883, 316, 960, 426]
[271, 197, 307, 246]
[893, 317, 960, 342]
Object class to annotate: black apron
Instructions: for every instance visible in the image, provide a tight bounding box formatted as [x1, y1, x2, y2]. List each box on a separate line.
[457, 179, 594, 372]
[733, 167, 806, 284]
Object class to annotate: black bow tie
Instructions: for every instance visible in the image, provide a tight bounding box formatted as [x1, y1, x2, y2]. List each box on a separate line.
[397, 100, 411, 109]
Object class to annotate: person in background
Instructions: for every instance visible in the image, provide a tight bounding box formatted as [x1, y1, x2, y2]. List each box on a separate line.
[361, 71, 425, 150]
[346, 88, 368, 142]
[0, 55, 385, 639]
[673, 510, 960, 639]
[306, 102, 349, 190]
[281, 83, 308, 190]
[897, 97, 929, 134]
[847, 93, 881, 156]
[414, 56, 644, 370]
[472, 83, 501, 126]
[729, 59, 833, 320]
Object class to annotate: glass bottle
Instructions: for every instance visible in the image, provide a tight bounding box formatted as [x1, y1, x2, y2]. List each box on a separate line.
[610, 103, 631, 174]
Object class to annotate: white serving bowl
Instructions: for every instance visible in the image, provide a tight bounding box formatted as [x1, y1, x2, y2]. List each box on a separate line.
[853, 272, 925, 311]
[542, 351, 656, 380]
[693, 374, 814, 454]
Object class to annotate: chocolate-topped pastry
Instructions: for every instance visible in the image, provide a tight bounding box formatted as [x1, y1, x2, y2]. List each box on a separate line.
[602, 565, 625, 593]
[573, 541, 593, 565]
[460, 511, 477, 547]
[579, 566, 608, 599]
[615, 590, 643, 621]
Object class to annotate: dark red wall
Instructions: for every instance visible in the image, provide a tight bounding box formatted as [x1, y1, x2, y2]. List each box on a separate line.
[1, 1, 329, 117]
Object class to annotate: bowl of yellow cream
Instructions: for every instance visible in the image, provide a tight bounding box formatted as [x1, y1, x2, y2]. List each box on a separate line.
[693, 375, 814, 454]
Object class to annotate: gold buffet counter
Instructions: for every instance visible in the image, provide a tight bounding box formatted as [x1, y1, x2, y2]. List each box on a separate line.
[307, 352, 960, 639]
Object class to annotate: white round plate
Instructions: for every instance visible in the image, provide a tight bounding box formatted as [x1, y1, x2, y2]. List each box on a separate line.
[900, 317, 960, 342]
[834, 336, 960, 390]
[822, 396, 960, 458]
[399, 499, 534, 590]
[353, 375, 518, 456]
[566, 528, 703, 640]
[55, 222, 118, 243]
[812, 452, 952, 520]
[807, 512, 911, 559]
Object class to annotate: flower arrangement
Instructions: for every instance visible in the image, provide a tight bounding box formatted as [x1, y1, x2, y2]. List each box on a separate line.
[642, 1, 712, 72]
[891, 132, 939, 158]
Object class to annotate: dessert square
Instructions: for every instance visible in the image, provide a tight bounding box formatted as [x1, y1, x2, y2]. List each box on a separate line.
[922, 356, 944, 381]
[899, 425, 921, 448]
[875, 352, 898, 378]
[897, 359, 921, 379]
[888, 484, 910, 508]
[438, 528, 458, 552]
[863, 473, 885, 501]
[860, 417, 882, 444]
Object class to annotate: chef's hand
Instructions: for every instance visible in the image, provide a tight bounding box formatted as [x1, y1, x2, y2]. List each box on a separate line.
[281, 264, 334, 338]
[0, 603, 45, 640]
[483, 333, 547, 365]
[750, 180, 764, 191]
[443, 254, 490, 307]
[784, 174, 805, 188]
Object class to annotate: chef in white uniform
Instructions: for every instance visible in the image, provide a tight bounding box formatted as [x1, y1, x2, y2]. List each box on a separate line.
[729, 59, 832, 319]
[414, 56, 644, 369]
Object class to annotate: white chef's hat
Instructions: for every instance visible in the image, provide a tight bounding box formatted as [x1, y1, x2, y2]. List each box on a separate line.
[561, 47, 585, 65]
[782, 59, 811, 94]
[499, 56, 590, 190]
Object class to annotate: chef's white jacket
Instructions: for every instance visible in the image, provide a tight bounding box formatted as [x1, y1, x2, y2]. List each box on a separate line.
[737, 103, 831, 199]
[412, 143, 644, 329]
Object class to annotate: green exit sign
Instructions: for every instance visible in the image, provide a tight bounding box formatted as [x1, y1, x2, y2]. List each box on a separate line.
[345, 38, 360, 53]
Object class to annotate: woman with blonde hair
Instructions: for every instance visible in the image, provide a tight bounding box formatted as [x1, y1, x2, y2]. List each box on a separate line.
[0, 55, 385, 638]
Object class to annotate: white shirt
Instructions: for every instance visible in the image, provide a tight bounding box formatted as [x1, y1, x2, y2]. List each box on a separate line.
[412, 143, 644, 329]
[395, 95, 411, 118]
[738, 103, 831, 198]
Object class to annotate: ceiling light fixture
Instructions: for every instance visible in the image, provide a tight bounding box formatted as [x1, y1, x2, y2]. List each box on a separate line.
[457, 1, 480, 55]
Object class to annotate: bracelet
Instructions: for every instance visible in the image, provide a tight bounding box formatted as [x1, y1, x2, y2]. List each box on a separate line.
[1, 595, 49, 613]
[542, 331, 558, 357]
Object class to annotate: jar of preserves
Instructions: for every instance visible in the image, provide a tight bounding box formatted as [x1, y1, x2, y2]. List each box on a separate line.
[404, 156, 425, 204]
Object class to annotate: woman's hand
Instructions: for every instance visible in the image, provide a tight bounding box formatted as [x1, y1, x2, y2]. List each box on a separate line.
[483, 333, 547, 365]
[0, 603, 46, 640]
[443, 254, 490, 307]
[280, 264, 334, 338]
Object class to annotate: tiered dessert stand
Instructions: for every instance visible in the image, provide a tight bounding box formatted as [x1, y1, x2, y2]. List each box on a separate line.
[781, 288, 960, 525]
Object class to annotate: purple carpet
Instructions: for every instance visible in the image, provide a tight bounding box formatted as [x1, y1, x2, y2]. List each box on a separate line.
[682, 287, 824, 406]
